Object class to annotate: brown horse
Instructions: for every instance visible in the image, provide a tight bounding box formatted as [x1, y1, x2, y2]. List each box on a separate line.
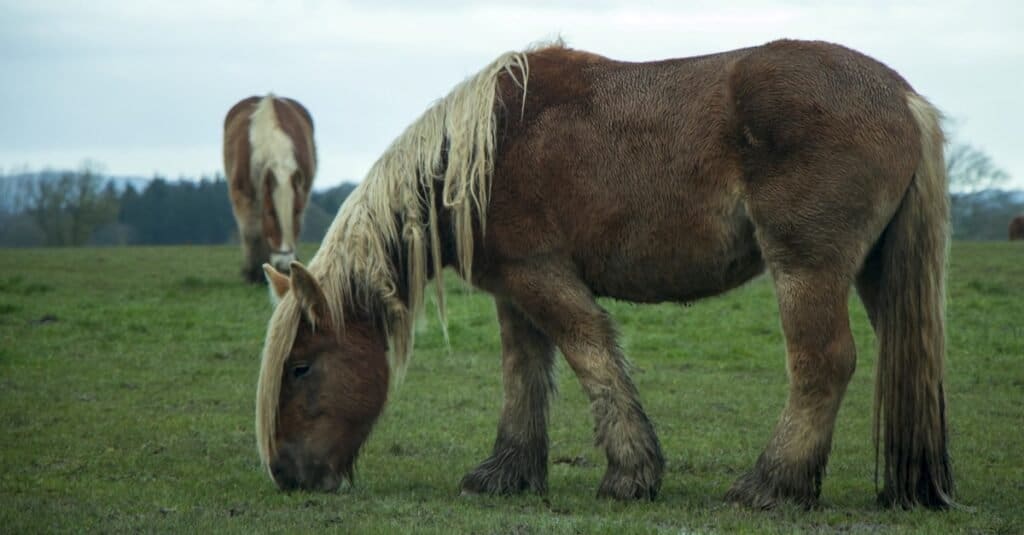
[1010, 215, 1024, 240]
[256, 40, 954, 509]
[224, 94, 317, 282]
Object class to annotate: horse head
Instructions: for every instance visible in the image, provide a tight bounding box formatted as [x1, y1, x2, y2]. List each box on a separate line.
[262, 166, 306, 275]
[258, 262, 390, 492]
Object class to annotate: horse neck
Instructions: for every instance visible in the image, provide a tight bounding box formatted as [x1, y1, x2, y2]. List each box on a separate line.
[311, 175, 458, 316]
[389, 180, 460, 307]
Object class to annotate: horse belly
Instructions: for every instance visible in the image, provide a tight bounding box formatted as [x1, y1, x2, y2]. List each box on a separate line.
[576, 203, 765, 304]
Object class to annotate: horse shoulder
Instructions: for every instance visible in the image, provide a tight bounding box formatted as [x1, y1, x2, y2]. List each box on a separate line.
[224, 96, 262, 129]
[282, 97, 315, 133]
[225, 98, 262, 198]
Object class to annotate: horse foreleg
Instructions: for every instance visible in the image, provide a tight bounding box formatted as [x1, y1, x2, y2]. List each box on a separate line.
[240, 229, 269, 284]
[497, 264, 664, 500]
[725, 272, 856, 508]
[461, 299, 556, 495]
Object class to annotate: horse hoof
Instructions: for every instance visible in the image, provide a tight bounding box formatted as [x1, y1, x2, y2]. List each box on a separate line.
[460, 455, 547, 496]
[596, 467, 661, 501]
[459, 470, 539, 496]
[725, 470, 819, 510]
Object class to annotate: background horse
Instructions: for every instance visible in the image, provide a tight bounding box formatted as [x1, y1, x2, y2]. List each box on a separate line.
[223, 94, 317, 282]
[256, 40, 953, 510]
[1009, 215, 1024, 240]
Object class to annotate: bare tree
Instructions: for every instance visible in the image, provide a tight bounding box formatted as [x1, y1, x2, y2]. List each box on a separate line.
[0, 174, 35, 215]
[945, 141, 1009, 193]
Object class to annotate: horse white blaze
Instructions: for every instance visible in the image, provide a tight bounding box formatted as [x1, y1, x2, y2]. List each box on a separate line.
[270, 172, 297, 270]
[249, 94, 300, 272]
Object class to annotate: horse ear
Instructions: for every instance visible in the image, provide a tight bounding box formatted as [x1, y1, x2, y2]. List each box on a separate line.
[289, 261, 329, 328]
[263, 263, 290, 306]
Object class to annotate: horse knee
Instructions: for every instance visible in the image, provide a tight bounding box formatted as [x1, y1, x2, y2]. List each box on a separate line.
[827, 331, 857, 387]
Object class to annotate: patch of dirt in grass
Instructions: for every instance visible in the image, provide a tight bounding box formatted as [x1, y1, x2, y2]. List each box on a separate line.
[553, 456, 593, 468]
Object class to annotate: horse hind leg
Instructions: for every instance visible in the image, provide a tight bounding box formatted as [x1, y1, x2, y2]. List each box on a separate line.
[725, 88, 917, 506]
[725, 269, 857, 508]
[461, 299, 556, 495]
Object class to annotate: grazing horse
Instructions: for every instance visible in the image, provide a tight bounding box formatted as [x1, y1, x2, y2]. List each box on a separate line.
[224, 94, 317, 282]
[256, 40, 954, 509]
[1010, 215, 1024, 240]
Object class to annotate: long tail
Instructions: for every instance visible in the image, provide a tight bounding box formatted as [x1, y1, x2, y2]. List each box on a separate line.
[873, 92, 954, 509]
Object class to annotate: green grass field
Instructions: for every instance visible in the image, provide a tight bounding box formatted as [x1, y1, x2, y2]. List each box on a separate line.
[1, 242, 1021, 533]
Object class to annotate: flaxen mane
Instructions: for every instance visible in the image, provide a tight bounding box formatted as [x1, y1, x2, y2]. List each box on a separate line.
[255, 49, 532, 468]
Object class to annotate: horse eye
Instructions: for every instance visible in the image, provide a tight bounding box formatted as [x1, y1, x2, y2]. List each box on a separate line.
[291, 363, 311, 379]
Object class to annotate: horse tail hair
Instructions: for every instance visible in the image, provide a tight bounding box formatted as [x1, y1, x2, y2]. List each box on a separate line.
[872, 92, 954, 509]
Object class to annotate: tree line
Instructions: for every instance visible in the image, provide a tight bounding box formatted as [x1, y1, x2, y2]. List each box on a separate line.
[0, 139, 1020, 247]
[0, 167, 356, 247]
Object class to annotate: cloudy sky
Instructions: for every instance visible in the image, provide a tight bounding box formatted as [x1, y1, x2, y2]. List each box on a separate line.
[1, 1, 1021, 189]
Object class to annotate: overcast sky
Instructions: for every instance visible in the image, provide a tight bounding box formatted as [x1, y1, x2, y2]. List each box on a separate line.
[1, 1, 1021, 189]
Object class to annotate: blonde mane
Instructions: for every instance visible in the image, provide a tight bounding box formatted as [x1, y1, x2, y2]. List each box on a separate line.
[255, 48, 533, 469]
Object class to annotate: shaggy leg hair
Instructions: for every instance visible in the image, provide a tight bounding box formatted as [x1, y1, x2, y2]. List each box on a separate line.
[462, 301, 556, 495]
[497, 265, 665, 500]
[589, 383, 664, 500]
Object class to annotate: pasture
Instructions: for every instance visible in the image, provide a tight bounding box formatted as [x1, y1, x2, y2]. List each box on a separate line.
[0, 242, 1021, 533]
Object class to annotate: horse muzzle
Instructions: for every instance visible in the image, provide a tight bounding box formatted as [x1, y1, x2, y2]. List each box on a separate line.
[269, 250, 297, 274]
[270, 447, 344, 493]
